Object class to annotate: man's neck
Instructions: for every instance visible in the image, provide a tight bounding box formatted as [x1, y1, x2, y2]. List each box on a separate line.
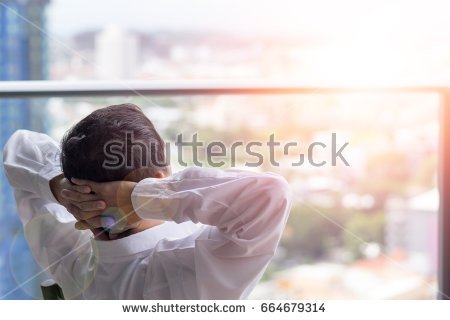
[103, 220, 165, 241]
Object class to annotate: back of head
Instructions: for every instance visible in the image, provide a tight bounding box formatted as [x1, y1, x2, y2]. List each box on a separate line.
[61, 103, 169, 183]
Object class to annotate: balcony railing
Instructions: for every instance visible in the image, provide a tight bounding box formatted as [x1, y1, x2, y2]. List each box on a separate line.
[0, 80, 447, 97]
[1, 80, 449, 299]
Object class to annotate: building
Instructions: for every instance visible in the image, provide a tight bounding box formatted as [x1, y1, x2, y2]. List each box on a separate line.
[385, 189, 438, 276]
[0, 0, 50, 299]
[95, 25, 139, 79]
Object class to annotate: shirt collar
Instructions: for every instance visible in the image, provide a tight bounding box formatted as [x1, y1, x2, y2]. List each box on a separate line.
[92, 221, 200, 261]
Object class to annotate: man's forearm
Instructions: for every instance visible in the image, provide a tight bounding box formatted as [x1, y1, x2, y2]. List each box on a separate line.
[131, 167, 291, 231]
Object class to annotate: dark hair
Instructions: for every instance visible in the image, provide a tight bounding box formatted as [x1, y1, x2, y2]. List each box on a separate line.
[61, 103, 168, 182]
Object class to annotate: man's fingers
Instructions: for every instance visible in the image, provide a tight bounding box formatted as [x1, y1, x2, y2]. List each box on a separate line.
[69, 199, 106, 212]
[71, 178, 99, 191]
[74, 220, 91, 230]
[75, 216, 124, 231]
[74, 219, 104, 230]
[71, 184, 91, 194]
[71, 177, 91, 185]
[67, 204, 105, 221]
[78, 217, 103, 229]
[61, 189, 100, 202]
[61, 187, 107, 214]
[79, 209, 105, 220]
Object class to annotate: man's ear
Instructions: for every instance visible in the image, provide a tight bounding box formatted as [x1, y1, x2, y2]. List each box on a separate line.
[153, 169, 168, 179]
[125, 166, 170, 182]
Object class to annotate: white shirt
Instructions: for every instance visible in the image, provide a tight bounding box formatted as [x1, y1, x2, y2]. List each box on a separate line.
[3, 130, 292, 299]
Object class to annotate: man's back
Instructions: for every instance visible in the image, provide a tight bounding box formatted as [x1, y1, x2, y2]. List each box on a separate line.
[78, 220, 201, 299]
[3, 130, 292, 299]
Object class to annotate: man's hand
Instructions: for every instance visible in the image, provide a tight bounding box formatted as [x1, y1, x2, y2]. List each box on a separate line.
[50, 174, 110, 239]
[50, 174, 106, 216]
[69, 178, 141, 231]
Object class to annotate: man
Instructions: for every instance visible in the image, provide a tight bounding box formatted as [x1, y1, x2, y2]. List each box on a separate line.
[3, 103, 292, 299]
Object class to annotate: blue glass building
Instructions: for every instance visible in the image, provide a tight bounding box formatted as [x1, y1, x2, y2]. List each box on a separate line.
[0, 0, 49, 299]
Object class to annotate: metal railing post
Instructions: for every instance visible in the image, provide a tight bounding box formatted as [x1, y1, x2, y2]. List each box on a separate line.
[439, 89, 450, 299]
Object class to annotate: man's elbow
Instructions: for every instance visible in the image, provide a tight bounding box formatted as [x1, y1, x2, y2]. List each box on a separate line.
[254, 174, 292, 229]
[266, 174, 292, 210]
[3, 130, 36, 183]
[3, 129, 30, 160]
[248, 174, 292, 255]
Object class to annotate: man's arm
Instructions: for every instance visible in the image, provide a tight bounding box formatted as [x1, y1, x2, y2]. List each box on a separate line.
[2, 130, 96, 298]
[70, 166, 292, 298]
[131, 167, 292, 298]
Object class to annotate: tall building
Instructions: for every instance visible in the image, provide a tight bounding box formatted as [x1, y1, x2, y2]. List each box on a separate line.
[0, 0, 50, 299]
[95, 25, 139, 79]
[385, 190, 438, 276]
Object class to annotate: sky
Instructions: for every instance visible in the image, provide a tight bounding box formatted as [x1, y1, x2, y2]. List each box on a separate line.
[47, 0, 450, 42]
[42, 0, 450, 86]
[47, 0, 341, 35]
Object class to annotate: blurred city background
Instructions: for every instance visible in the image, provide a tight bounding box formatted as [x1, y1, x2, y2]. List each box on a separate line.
[0, 0, 447, 299]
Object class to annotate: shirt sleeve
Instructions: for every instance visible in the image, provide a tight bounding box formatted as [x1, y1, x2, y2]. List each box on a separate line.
[2, 130, 93, 299]
[131, 167, 292, 299]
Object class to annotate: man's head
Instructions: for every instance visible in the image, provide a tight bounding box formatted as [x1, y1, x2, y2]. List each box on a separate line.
[61, 103, 170, 183]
